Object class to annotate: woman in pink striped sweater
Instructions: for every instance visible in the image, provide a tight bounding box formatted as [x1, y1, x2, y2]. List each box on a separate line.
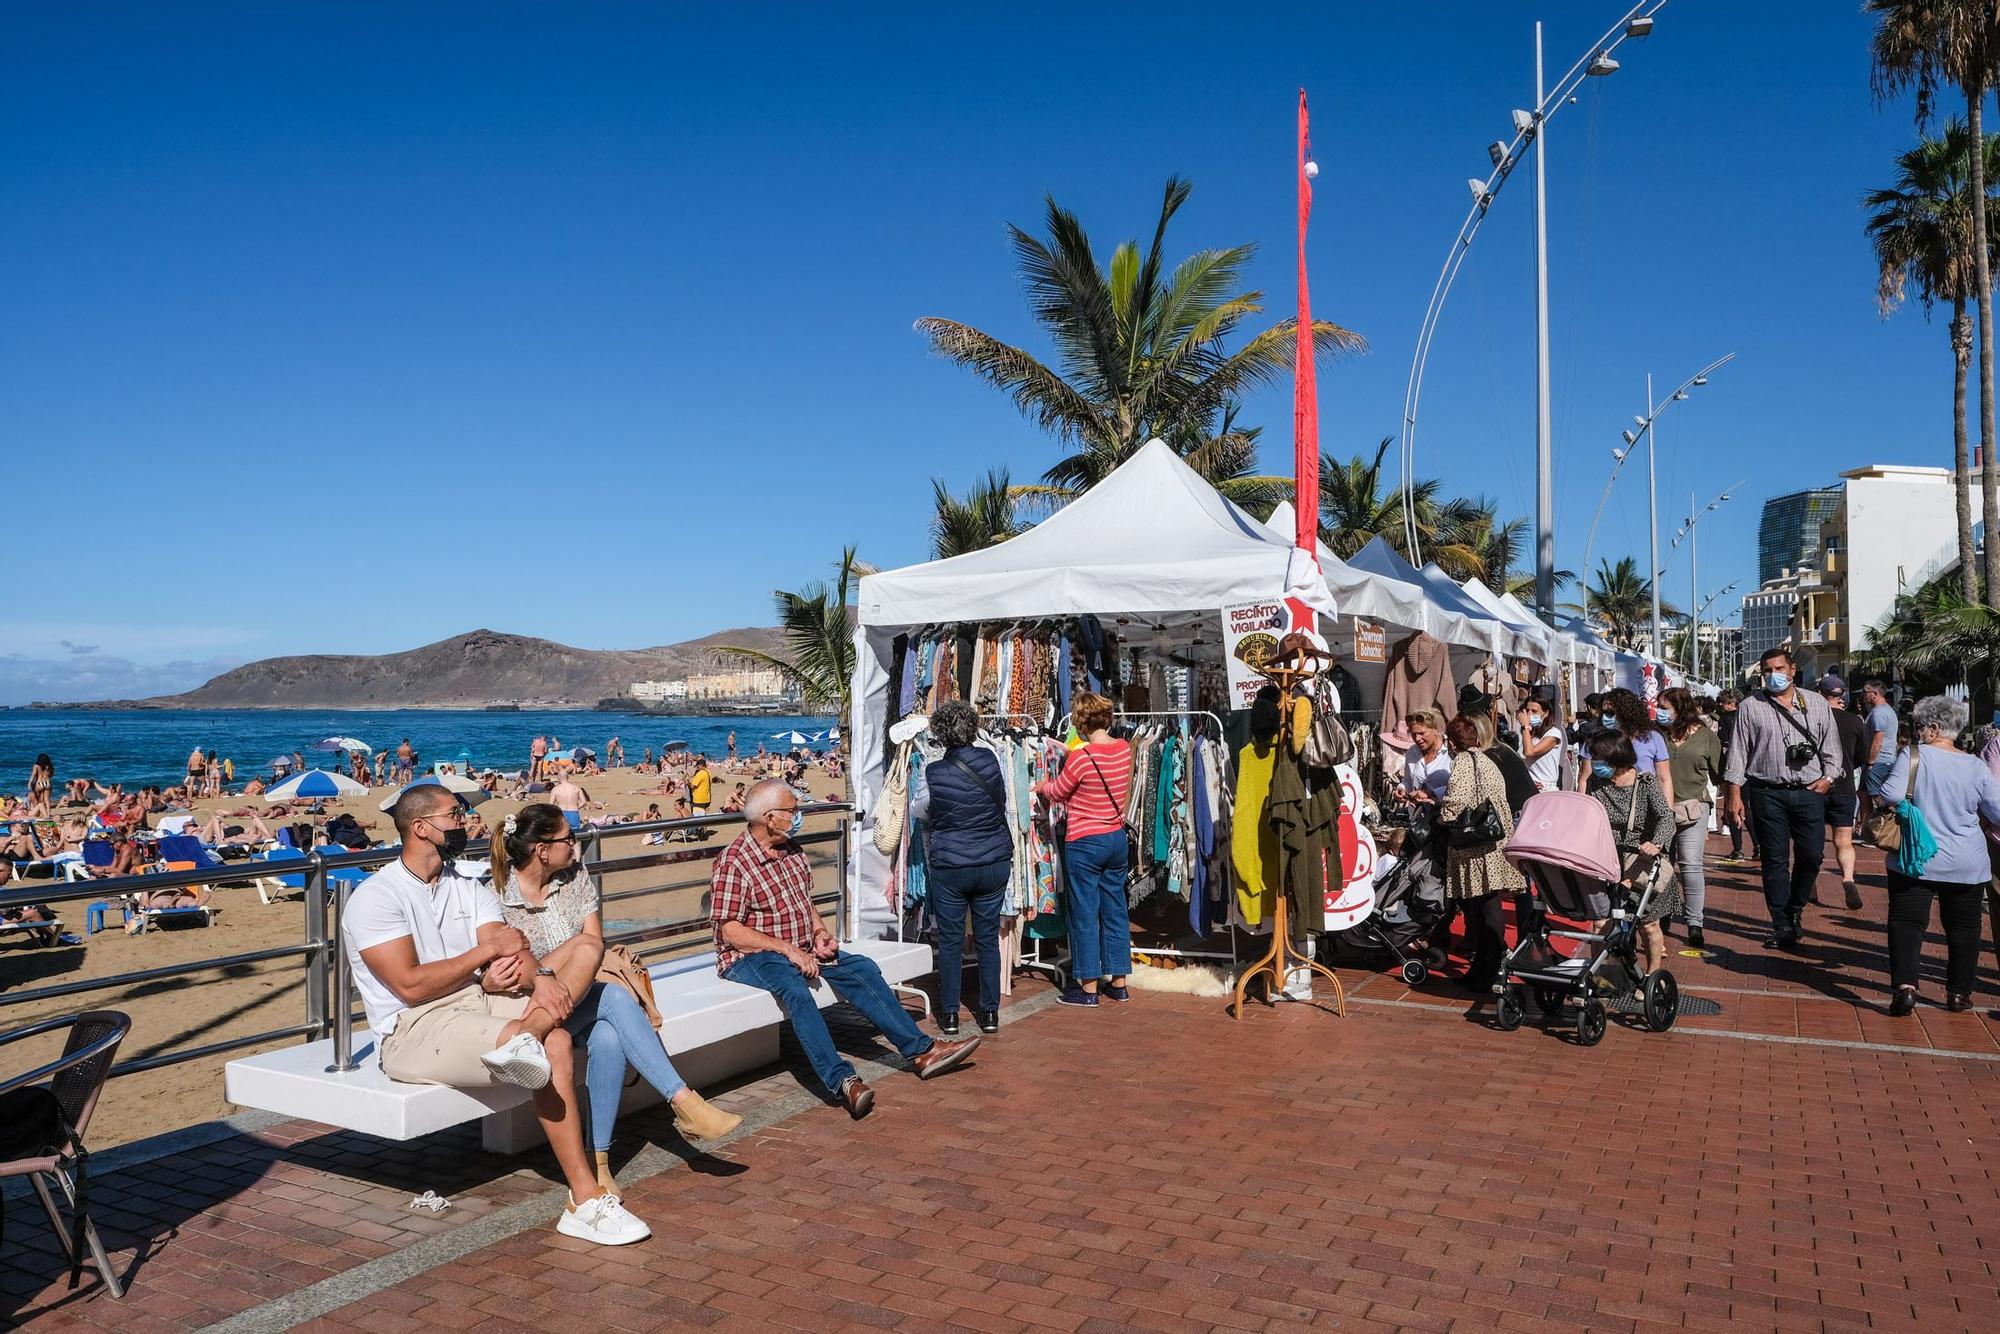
[1033, 692, 1134, 1007]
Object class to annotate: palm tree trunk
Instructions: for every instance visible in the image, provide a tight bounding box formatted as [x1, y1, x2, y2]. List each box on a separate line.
[1955, 299, 1978, 601]
[1973, 82, 1999, 608]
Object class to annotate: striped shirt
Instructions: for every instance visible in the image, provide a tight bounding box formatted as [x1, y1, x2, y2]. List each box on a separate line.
[1043, 740, 1133, 842]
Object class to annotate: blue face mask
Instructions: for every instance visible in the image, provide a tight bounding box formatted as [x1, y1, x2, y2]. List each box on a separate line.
[1590, 760, 1616, 780]
[787, 809, 804, 839]
[1765, 671, 1791, 693]
[1655, 707, 1675, 726]
[1600, 714, 1618, 730]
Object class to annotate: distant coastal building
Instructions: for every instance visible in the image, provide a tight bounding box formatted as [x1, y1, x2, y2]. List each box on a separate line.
[1742, 568, 1808, 662]
[1757, 488, 1842, 587]
[630, 679, 688, 701]
[685, 667, 791, 701]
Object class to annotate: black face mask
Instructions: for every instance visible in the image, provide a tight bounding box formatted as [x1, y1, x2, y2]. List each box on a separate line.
[436, 827, 469, 860]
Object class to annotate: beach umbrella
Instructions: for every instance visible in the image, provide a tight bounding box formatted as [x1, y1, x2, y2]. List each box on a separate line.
[378, 773, 484, 811]
[827, 727, 841, 742]
[663, 740, 689, 752]
[772, 731, 812, 746]
[264, 769, 368, 802]
[545, 748, 570, 762]
[312, 736, 371, 753]
[571, 746, 597, 759]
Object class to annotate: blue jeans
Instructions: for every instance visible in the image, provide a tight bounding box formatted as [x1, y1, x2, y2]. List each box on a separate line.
[1063, 832, 1132, 984]
[565, 982, 688, 1153]
[725, 950, 932, 1094]
[930, 859, 1008, 1015]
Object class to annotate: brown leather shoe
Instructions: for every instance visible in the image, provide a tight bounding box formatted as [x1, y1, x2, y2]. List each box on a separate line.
[911, 1036, 981, 1080]
[839, 1077, 875, 1119]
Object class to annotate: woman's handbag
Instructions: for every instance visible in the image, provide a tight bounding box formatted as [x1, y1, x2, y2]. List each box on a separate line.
[1863, 745, 1915, 852]
[871, 742, 911, 855]
[1442, 754, 1506, 849]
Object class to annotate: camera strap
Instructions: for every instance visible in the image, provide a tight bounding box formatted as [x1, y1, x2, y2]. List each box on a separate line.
[1764, 692, 1830, 780]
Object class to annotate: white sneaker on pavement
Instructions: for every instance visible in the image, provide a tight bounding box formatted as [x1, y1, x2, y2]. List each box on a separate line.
[479, 1033, 551, 1090]
[557, 1193, 652, 1246]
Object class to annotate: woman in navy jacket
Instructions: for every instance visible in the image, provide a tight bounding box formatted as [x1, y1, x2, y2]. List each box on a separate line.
[909, 701, 1014, 1037]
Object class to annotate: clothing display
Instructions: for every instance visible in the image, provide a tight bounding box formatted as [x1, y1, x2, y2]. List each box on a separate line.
[1381, 632, 1457, 736]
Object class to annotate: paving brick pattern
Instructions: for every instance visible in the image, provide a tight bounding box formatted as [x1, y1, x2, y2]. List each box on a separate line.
[4, 835, 1999, 1331]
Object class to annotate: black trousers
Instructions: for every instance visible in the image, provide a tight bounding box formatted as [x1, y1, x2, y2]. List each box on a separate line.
[1886, 869, 1986, 994]
[1744, 783, 1826, 935]
[1432, 892, 1506, 978]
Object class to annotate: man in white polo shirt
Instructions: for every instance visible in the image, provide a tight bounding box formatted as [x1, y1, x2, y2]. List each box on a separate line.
[343, 783, 647, 1246]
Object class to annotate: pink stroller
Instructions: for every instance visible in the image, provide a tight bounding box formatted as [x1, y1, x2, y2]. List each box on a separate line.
[1493, 790, 1680, 1045]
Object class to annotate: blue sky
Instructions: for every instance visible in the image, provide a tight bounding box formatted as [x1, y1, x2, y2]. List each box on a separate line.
[1, 2, 1950, 702]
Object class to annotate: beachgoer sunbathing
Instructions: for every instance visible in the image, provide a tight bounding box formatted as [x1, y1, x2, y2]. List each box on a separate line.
[1, 822, 39, 861]
[0, 863, 60, 945]
[199, 813, 274, 847]
[241, 778, 267, 796]
[101, 833, 148, 878]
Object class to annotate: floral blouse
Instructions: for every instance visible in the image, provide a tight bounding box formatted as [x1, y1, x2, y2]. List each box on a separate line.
[496, 866, 600, 959]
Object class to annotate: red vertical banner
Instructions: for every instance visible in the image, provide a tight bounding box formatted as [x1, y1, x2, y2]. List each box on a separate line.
[1292, 88, 1318, 560]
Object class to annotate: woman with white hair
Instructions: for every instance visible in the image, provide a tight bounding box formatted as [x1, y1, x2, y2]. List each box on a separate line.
[1877, 695, 2000, 1015]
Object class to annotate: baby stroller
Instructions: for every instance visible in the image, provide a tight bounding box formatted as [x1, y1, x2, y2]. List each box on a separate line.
[1492, 791, 1681, 1045]
[1335, 844, 1449, 985]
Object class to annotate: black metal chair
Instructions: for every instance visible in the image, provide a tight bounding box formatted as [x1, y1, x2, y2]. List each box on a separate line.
[0, 1010, 130, 1297]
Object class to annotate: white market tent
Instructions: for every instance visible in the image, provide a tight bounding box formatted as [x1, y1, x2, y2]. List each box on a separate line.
[1341, 536, 1549, 663]
[1460, 577, 1615, 672]
[849, 439, 1344, 935]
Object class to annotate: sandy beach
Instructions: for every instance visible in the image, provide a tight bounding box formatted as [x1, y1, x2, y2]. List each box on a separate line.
[0, 761, 854, 1149]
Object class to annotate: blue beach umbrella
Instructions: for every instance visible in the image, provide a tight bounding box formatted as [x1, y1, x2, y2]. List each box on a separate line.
[264, 769, 368, 802]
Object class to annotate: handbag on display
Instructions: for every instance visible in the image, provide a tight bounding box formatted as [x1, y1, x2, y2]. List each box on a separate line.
[1300, 678, 1355, 768]
[871, 743, 911, 855]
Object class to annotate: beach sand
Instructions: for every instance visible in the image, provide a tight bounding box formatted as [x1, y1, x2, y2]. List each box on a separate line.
[0, 762, 854, 1149]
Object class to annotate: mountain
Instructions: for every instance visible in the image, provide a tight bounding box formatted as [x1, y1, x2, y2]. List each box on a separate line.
[62, 628, 787, 710]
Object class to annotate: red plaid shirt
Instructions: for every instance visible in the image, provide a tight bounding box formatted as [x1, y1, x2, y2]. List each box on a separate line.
[709, 830, 820, 974]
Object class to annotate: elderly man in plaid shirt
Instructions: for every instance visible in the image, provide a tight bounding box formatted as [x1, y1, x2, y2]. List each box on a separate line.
[711, 779, 979, 1118]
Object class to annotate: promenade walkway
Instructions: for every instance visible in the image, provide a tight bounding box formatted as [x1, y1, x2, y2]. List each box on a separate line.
[5, 843, 1999, 1332]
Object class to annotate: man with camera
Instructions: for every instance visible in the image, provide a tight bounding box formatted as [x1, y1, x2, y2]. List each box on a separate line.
[1722, 647, 1845, 950]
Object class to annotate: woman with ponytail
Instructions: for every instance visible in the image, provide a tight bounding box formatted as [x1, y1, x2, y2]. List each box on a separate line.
[492, 802, 740, 1197]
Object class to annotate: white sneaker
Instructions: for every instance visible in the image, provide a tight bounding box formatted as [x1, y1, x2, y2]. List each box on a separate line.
[479, 1033, 551, 1090]
[557, 1193, 651, 1246]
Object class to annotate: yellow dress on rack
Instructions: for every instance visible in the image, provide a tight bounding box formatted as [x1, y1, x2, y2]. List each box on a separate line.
[1231, 738, 1280, 926]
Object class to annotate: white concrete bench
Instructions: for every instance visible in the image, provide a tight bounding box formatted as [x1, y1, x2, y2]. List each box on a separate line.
[224, 938, 933, 1152]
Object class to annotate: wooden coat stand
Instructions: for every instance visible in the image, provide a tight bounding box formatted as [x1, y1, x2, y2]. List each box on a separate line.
[1231, 659, 1347, 1020]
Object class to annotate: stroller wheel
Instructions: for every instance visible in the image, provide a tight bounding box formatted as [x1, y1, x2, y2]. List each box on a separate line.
[1494, 987, 1525, 1031]
[1577, 999, 1608, 1047]
[1400, 958, 1429, 986]
[1533, 985, 1567, 1015]
[1643, 970, 1680, 1032]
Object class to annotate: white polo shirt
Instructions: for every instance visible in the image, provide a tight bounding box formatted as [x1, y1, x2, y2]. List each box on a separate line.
[343, 857, 501, 1044]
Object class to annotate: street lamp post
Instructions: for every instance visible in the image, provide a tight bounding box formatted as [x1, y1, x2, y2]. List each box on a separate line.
[1398, 2, 1671, 621]
[1578, 352, 1736, 639]
[1670, 483, 1744, 678]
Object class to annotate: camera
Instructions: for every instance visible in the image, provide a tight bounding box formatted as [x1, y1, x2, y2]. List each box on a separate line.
[1785, 740, 1816, 769]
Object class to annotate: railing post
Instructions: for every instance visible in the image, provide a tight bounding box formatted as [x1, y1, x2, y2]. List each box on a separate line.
[324, 878, 359, 1073]
[305, 855, 329, 1038]
[836, 815, 851, 943]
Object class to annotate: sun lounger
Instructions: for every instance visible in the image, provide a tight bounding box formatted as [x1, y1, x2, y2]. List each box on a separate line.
[154, 815, 195, 836]
[0, 916, 63, 946]
[124, 899, 220, 931]
[154, 835, 223, 872]
[251, 848, 308, 904]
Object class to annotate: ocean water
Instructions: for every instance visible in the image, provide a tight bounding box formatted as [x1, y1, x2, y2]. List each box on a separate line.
[0, 708, 838, 792]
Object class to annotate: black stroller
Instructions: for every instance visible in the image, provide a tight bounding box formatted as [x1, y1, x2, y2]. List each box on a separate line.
[1491, 791, 1681, 1045]
[1334, 840, 1449, 985]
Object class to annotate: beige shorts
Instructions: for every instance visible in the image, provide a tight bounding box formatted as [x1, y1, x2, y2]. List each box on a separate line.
[379, 986, 531, 1087]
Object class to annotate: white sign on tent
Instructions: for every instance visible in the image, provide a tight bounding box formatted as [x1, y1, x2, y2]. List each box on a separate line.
[1220, 599, 1288, 711]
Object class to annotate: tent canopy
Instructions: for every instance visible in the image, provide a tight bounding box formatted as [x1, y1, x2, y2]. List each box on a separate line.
[858, 439, 1334, 627]
[1461, 577, 1614, 670]
[1338, 536, 1545, 661]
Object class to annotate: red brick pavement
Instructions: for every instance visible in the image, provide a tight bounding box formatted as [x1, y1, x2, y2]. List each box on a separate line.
[5, 832, 1999, 1331]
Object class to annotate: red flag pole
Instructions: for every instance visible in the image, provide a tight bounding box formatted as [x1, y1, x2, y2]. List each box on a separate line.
[1292, 88, 1319, 560]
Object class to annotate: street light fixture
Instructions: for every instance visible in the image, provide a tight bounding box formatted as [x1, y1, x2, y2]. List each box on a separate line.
[1578, 351, 1737, 645]
[1669, 481, 1746, 679]
[1397, 2, 1673, 622]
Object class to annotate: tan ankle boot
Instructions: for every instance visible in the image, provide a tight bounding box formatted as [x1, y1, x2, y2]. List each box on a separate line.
[592, 1151, 620, 1200]
[671, 1089, 742, 1142]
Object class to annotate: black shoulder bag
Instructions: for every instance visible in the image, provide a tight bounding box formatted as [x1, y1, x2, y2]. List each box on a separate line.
[1443, 753, 1507, 849]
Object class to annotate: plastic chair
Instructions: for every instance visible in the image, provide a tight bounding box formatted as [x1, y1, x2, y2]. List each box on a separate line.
[0, 1010, 131, 1297]
[252, 848, 307, 905]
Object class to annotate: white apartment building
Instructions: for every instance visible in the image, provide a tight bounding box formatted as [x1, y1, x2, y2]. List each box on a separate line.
[630, 679, 688, 701]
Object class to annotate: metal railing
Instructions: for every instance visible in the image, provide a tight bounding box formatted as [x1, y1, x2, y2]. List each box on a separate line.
[2, 804, 853, 1080]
